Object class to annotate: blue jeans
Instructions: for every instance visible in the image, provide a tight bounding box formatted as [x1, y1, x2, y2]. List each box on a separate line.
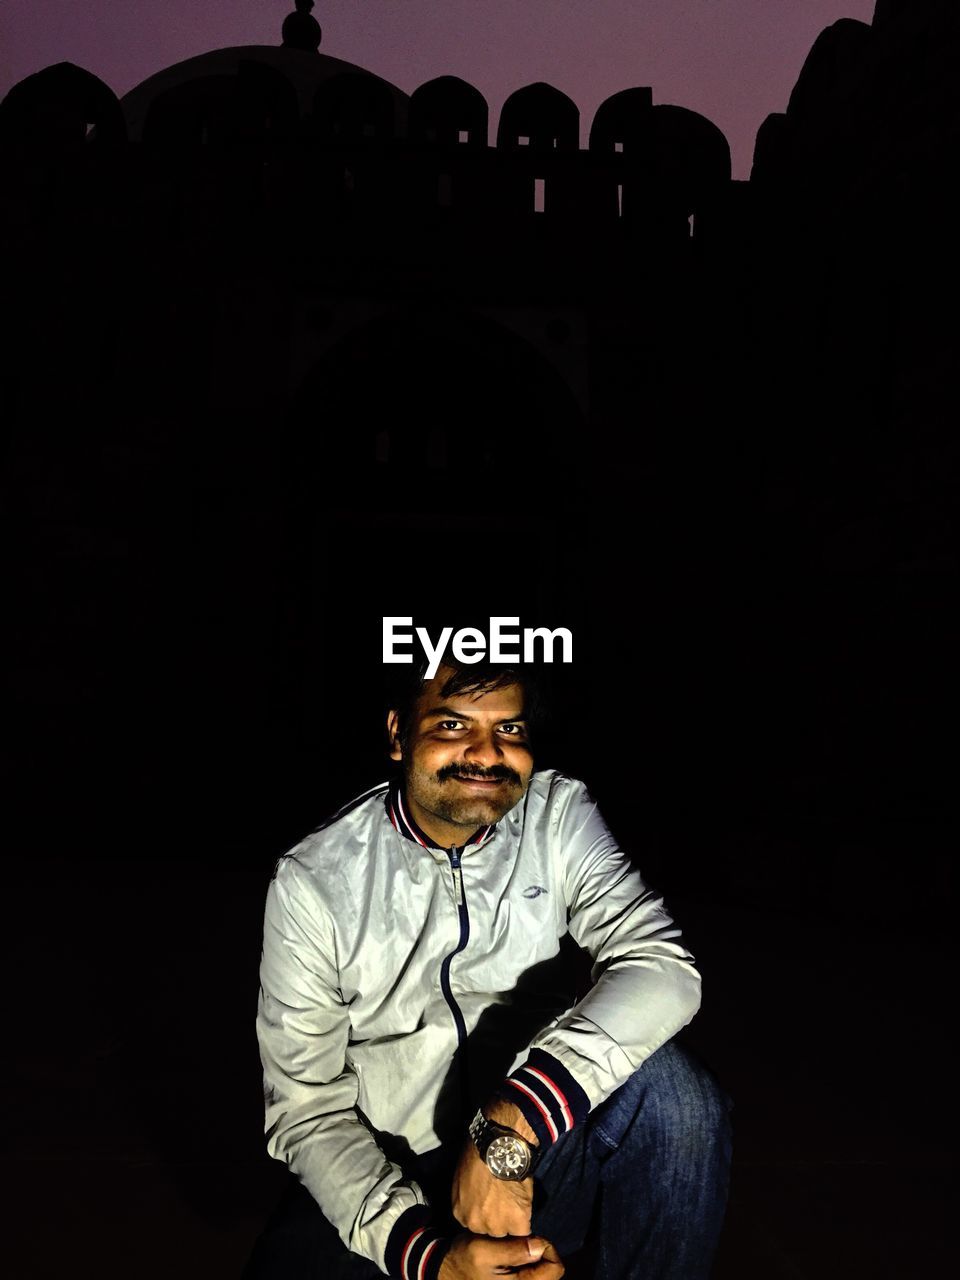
[531, 1039, 732, 1280]
[242, 1040, 731, 1279]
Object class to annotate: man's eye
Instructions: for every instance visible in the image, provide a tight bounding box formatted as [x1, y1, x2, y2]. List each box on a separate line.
[499, 724, 524, 735]
[437, 720, 463, 730]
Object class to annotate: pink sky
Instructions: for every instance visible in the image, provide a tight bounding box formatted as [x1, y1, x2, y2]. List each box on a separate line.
[1, 0, 878, 178]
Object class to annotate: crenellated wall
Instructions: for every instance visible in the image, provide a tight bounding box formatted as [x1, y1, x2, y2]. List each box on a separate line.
[0, 50, 732, 236]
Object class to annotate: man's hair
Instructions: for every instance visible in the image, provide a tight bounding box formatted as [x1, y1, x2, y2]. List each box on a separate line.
[385, 655, 547, 754]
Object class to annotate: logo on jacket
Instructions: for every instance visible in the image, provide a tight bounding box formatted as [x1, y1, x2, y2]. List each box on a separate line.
[522, 885, 548, 899]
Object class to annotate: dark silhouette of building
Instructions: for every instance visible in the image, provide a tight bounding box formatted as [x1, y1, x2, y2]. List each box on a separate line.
[2, 1, 953, 842]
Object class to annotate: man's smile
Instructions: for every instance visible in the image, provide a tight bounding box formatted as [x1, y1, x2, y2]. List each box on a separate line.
[437, 765, 522, 789]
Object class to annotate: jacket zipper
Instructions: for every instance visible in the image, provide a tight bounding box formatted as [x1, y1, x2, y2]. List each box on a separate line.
[439, 845, 469, 1051]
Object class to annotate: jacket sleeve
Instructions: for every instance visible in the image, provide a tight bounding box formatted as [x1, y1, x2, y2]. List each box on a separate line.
[499, 777, 702, 1147]
[257, 855, 449, 1278]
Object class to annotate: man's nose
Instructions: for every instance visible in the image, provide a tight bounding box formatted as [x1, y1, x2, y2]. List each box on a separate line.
[462, 730, 503, 766]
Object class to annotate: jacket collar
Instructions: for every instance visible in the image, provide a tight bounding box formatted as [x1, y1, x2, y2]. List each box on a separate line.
[386, 777, 497, 851]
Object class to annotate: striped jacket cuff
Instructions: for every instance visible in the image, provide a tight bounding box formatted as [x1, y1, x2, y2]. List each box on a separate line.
[384, 1205, 450, 1280]
[501, 1047, 591, 1149]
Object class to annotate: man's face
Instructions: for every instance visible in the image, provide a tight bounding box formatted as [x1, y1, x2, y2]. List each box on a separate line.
[387, 667, 534, 846]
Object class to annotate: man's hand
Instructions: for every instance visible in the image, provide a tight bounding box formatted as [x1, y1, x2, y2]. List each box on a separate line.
[451, 1100, 539, 1237]
[440, 1233, 564, 1280]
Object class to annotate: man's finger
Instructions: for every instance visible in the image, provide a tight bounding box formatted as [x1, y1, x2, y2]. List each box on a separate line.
[519, 1262, 565, 1280]
[471, 1212, 534, 1239]
[476, 1234, 548, 1268]
[517, 1238, 564, 1278]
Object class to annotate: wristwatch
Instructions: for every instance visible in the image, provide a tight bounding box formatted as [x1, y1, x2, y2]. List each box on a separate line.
[469, 1109, 540, 1181]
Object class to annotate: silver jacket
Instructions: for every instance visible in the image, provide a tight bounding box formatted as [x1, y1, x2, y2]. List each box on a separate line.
[256, 769, 701, 1273]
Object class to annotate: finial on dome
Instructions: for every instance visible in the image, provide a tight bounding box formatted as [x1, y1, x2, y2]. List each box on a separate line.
[282, 0, 322, 53]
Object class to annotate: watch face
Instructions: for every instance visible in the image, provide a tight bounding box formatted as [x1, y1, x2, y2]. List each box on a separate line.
[485, 1134, 532, 1181]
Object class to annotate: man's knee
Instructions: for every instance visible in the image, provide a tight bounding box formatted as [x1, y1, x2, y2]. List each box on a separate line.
[592, 1039, 732, 1160]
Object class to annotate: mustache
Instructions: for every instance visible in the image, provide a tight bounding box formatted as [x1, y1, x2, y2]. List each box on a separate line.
[436, 763, 522, 786]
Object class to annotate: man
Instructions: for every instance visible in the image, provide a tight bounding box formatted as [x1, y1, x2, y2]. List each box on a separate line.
[244, 659, 731, 1280]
